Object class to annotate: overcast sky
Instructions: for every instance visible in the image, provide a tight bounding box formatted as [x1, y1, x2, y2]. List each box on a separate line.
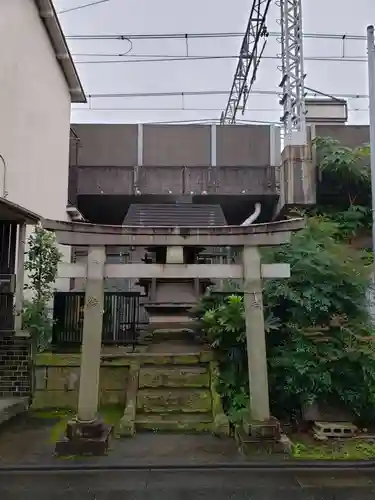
[55, 0, 374, 125]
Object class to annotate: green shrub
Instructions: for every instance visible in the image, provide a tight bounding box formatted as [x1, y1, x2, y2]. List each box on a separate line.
[195, 216, 375, 424]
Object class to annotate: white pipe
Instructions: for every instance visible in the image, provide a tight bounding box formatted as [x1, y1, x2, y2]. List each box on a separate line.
[241, 203, 262, 226]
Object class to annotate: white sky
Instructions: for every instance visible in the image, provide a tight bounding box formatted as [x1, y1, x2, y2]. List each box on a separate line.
[55, 0, 374, 125]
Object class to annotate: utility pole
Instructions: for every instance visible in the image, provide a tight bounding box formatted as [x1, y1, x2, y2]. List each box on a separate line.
[368, 26, 375, 260]
[367, 25, 375, 320]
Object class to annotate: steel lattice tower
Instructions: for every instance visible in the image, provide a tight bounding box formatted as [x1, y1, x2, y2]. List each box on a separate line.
[279, 0, 307, 145]
[220, 0, 272, 125]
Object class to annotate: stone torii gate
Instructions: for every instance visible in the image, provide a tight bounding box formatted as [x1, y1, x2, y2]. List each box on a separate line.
[43, 217, 304, 455]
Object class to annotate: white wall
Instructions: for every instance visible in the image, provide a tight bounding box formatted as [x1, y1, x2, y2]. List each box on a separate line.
[0, 0, 72, 291]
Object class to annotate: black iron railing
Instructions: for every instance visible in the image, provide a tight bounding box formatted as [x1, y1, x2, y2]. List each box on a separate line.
[52, 291, 143, 347]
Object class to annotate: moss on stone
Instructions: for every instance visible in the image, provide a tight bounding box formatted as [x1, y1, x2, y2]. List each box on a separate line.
[136, 420, 212, 433]
[172, 355, 200, 365]
[137, 388, 212, 413]
[139, 366, 210, 389]
[36, 353, 81, 367]
[210, 361, 230, 437]
[29, 406, 124, 443]
[199, 351, 214, 363]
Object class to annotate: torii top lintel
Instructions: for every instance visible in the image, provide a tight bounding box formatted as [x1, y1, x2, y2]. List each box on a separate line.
[42, 218, 305, 247]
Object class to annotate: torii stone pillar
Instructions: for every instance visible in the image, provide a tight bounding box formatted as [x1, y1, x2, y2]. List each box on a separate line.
[243, 246, 270, 421]
[55, 246, 112, 456]
[77, 246, 106, 422]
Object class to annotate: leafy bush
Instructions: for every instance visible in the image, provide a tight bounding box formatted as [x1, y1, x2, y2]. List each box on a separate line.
[22, 300, 52, 353]
[22, 225, 62, 399]
[195, 216, 375, 424]
[200, 295, 248, 421]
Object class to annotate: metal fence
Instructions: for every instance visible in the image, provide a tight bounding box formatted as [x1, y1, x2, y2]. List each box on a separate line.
[52, 291, 143, 347]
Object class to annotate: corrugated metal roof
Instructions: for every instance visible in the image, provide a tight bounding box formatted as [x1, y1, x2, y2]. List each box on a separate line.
[123, 204, 227, 227]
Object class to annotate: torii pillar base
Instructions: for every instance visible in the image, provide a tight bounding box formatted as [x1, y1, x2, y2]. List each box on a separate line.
[55, 419, 112, 457]
[235, 417, 289, 456]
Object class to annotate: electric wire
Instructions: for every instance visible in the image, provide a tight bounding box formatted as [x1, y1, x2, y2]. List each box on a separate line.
[74, 107, 369, 112]
[59, 0, 110, 14]
[83, 89, 369, 100]
[65, 28, 369, 122]
[73, 54, 367, 64]
[65, 31, 368, 41]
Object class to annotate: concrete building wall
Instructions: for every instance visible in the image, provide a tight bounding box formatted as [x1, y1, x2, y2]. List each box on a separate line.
[315, 125, 370, 149]
[72, 124, 138, 167]
[143, 125, 212, 167]
[0, 0, 73, 291]
[216, 125, 270, 167]
[70, 124, 276, 198]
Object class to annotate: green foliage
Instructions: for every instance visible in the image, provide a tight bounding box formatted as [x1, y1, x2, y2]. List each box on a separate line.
[22, 300, 52, 353]
[312, 205, 371, 243]
[314, 136, 370, 195]
[24, 225, 62, 303]
[23, 225, 62, 352]
[263, 216, 370, 327]
[199, 295, 248, 420]
[291, 438, 375, 460]
[195, 214, 375, 424]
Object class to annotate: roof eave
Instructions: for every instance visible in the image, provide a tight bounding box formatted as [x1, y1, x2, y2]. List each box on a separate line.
[0, 197, 41, 224]
[35, 0, 86, 104]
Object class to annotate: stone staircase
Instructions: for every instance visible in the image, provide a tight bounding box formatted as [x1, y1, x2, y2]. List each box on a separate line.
[119, 351, 229, 436]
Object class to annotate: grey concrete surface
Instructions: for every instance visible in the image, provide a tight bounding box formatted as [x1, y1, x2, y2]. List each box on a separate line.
[0, 418, 248, 466]
[0, 398, 28, 426]
[0, 469, 375, 499]
[1, 415, 375, 499]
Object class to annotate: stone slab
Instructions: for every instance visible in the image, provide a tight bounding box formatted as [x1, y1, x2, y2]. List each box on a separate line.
[137, 388, 212, 413]
[0, 398, 29, 426]
[139, 365, 210, 388]
[136, 412, 213, 432]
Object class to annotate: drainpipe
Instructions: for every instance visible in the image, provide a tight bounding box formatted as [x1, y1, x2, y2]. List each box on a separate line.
[0, 154, 8, 198]
[241, 203, 262, 226]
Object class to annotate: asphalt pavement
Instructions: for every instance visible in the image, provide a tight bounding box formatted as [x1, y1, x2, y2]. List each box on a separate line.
[1, 467, 375, 499]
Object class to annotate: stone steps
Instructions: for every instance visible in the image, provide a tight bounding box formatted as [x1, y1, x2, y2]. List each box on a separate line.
[117, 350, 229, 436]
[134, 361, 214, 432]
[136, 412, 213, 432]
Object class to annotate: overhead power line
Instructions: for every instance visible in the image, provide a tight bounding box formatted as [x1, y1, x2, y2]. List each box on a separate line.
[73, 54, 367, 65]
[65, 30, 367, 41]
[84, 89, 369, 100]
[75, 106, 369, 112]
[59, 0, 110, 14]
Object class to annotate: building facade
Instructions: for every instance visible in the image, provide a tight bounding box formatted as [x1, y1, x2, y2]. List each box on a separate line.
[0, 0, 85, 409]
[0, 0, 85, 291]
